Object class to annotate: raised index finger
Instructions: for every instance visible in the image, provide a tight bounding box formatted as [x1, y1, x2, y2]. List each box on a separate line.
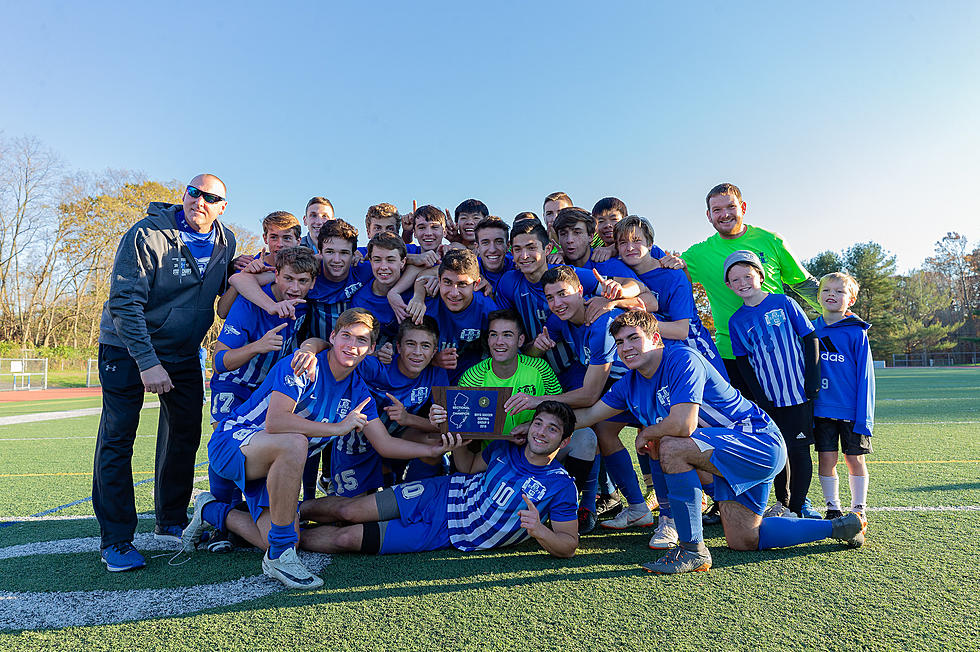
[354, 397, 372, 412]
[521, 493, 536, 510]
[269, 322, 288, 333]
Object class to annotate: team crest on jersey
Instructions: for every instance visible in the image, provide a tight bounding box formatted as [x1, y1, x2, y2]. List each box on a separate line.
[337, 398, 351, 418]
[764, 309, 786, 328]
[657, 386, 670, 407]
[283, 374, 302, 388]
[222, 324, 242, 336]
[459, 328, 481, 342]
[522, 477, 547, 501]
[344, 282, 363, 298]
[410, 387, 430, 405]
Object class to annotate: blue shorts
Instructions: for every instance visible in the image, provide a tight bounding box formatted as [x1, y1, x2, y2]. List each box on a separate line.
[209, 382, 253, 423]
[691, 427, 787, 516]
[330, 446, 384, 497]
[377, 476, 453, 554]
[207, 425, 270, 522]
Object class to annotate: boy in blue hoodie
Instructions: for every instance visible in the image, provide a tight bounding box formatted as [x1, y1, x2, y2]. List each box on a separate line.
[813, 272, 875, 519]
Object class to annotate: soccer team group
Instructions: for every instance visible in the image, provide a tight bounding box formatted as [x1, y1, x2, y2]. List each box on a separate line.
[92, 175, 876, 589]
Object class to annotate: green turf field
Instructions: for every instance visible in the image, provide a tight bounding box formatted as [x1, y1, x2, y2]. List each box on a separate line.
[1, 368, 979, 650]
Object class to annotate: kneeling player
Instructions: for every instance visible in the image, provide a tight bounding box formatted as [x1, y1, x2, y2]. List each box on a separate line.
[573, 310, 866, 574]
[298, 402, 580, 558]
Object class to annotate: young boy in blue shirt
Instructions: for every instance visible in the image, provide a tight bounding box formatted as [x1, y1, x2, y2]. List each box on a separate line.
[813, 272, 876, 519]
[350, 233, 416, 348]
[474, 217, 514, 290]
[725, 251, 821, 518]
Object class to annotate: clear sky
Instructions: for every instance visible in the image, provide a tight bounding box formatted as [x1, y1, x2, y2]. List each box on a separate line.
[2, 1, 977, 271]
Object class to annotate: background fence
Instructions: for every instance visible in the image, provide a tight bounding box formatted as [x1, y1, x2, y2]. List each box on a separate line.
[0, 358, 49, 390]
[891, 351, 980, 367]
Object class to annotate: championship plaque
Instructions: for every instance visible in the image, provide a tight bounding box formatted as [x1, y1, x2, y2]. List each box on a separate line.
[432, 386, 513, 438]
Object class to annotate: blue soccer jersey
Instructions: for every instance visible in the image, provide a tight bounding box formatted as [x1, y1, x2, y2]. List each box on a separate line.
[446, 440, 578, 551]
[729, 293, 815, 407]
[544, 309, 628, 387]
[350, 284, 415, 346]
[635, 266, 726, 378]
[495, 265, 600, 375]
[425, 291, 498, 384]
[602, 344, 776, 436]
[304, 261, 374, 339]
[213, 353, 379, 457]
[479, 253, 515, 289]
[578, 256, 638, 281]
[813, 314, 876, 436]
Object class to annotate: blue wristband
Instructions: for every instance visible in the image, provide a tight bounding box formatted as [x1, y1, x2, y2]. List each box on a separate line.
[213, 350, 228, 373]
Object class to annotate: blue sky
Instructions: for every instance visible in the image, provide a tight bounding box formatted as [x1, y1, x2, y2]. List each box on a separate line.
[2, 1, 977, 270]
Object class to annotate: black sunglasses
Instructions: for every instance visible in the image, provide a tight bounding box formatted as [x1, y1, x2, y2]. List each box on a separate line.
[186, 185, 226, 204]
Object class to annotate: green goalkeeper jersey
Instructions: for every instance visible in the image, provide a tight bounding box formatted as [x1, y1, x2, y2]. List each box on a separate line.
[458, 354, 562, 436]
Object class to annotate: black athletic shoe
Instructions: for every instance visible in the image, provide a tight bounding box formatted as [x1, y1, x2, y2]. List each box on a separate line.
[578, 507, 597, 535]
[824, 509, 844, 520]
[206, 529, 234, 553]
[596, 493, 624, 519]
[702, 501, 721, 526]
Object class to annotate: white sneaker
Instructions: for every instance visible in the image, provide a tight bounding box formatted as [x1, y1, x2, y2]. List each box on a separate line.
[262, 548, 324, 589]
[182, 491, 216, 552]
[648, 516, 679, 550]
[763, 503, 793, 518]
[600, 506, 656, 530]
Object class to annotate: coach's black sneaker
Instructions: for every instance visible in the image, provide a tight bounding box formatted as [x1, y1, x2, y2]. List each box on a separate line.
[101, 542, 146, 572]
[205, 529, 234, 553]
[830, 512, 867, 548]
[642, 542, 712, 574]
[824, 508, 844, 520]
[578, 507, 597, 535]
[702, 501, 721, 526]
[596, 492, 624, 519]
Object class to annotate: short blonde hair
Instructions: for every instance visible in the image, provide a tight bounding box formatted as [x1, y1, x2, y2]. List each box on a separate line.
[819, 272, 860, 300]
[262, 211, 301, 239]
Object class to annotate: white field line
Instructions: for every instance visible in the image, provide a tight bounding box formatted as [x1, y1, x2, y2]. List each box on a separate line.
[0, 402, 160, 427]
[0, 533, 331, 630]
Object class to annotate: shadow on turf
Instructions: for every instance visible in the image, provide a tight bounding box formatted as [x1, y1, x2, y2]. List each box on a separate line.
[908, 482, 980, 492]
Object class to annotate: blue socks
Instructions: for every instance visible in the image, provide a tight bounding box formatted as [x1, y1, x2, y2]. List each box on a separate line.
[758, 517, 833, 549]
[267, 522, 297, 560]
[603, 449, 644, 505]
[649, 460, 672, 519]
[664, 469, 703, 544]
[202, 500, 233, 532]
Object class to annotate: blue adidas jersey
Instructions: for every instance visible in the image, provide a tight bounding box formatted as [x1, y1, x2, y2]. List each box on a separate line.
[446, 440, 578, 551]
[544, 309, 627, 387]
[729, 293, 814, 407]
[495, 265, 600, 375]
[813, 315, 876, 436]
[603, 344, 776, 435]
[211, 284, 306, 391]
[479, 254, 515, 289]
[304, 261, 374, 339]
[215, 353, 379, 458]
[425, 291, 498, 384]
[635, 266, 726, 377]
[350, 284, 415, 345]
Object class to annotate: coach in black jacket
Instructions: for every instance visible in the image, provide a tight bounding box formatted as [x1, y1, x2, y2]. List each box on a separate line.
[94, 173, 237, 571]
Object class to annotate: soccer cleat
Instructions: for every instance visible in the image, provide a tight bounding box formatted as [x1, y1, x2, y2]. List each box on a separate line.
[648, 516, 679, 550]
[206, 529, 234, 553]
[154, 523, 185, 543]
[799, 497, 823, 519]
[577, 507, 597, 535]
[262, 548, 324, 589]
[702, 501, 721, 526]
[101, 542, 146, 572]
[763, 503, 793, 518]
[596, 492, 624, 519]
[182, 491, 216, 551]
[643, 487, 659, 512]
[824, 508, 844, 520]
[316, 475, 333, 496]
[830, 511, 867, 548]
[851, 505, 866, 518]
[642, 545, 712, 574]
[601, 506, 656, 530]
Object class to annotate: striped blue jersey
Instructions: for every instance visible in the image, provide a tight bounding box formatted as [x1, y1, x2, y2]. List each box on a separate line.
[495, 265, 600, 375]
[215, 353, 378, 458]
[304, 262, 374, 339]
[425, 291, 498, 384]
[813, 314, 876, 436]
[729, 293, 814, 407]
[603, 344, 776, 436]
[544, 308, 627, 386]
[447, 440, 578, 551]
[479, 253, 514, 289]
[211, 284, 306, 390]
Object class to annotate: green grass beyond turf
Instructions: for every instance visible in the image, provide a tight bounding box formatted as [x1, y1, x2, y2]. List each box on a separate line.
[1, 368, 978, 650]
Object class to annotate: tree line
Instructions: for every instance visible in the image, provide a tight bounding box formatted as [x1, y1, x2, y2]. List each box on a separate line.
[1, 134, 976, 361]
